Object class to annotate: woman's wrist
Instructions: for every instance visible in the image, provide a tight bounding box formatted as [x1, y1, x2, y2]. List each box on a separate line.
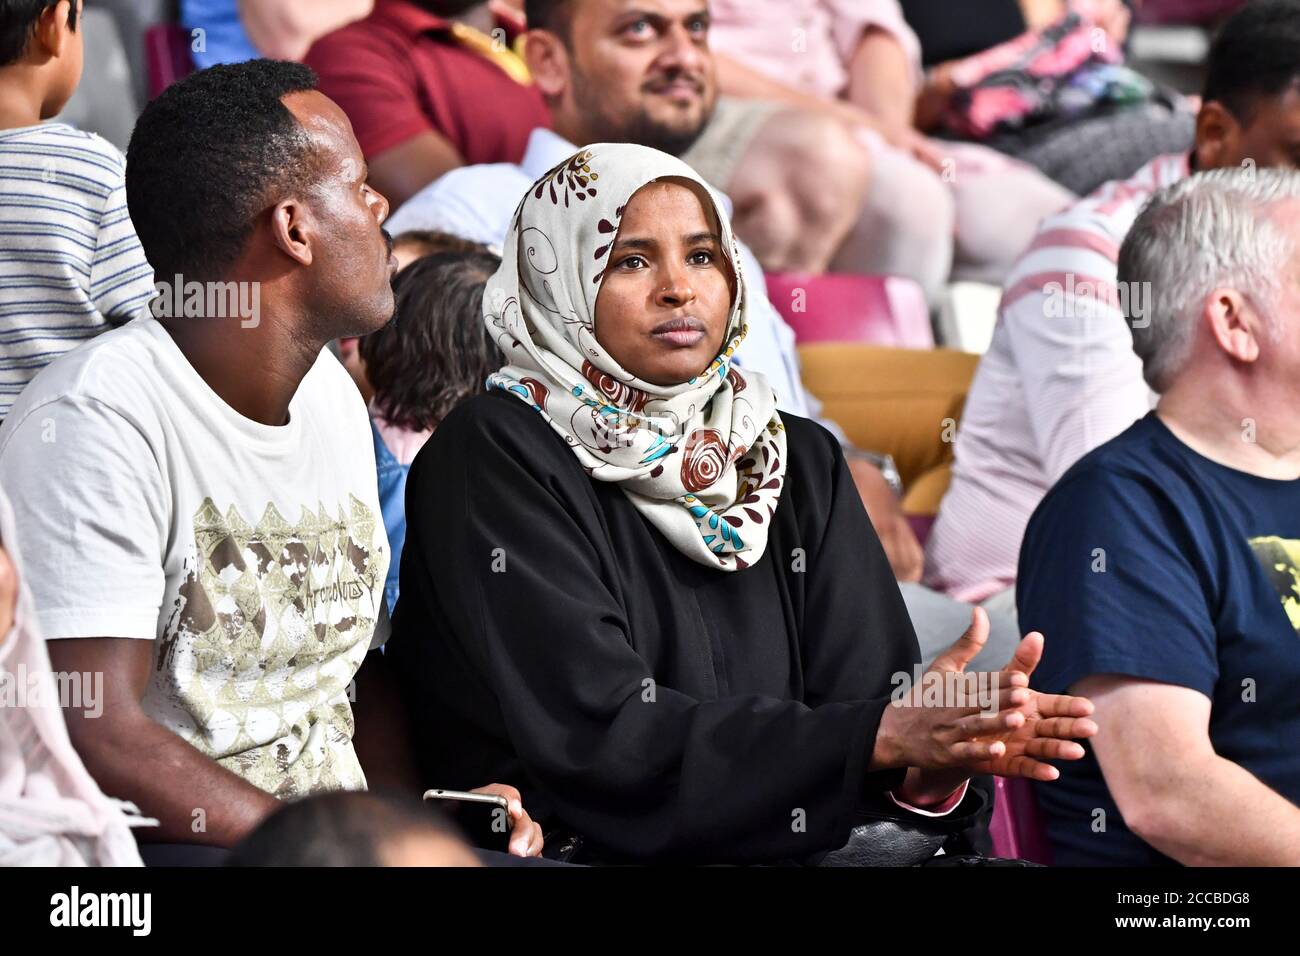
[869, 703, 908, 771]
[897, 766, 970, 807]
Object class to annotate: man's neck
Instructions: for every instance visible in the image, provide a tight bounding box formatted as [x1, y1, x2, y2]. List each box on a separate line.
[546, 111, 590, 153]
[160, 313, 324, 427]
[1157, 377, 1300, 480]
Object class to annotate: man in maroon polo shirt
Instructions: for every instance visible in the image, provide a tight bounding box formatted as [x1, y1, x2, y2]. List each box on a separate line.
[305, 0, 550, 206]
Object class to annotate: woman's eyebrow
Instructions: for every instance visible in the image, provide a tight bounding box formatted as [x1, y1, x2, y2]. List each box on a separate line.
[613, 235, 656, 250]
[613, 232, 720, 250]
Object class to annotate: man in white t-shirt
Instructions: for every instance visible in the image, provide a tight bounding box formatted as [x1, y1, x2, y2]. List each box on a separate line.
[0, 60, 542, 862]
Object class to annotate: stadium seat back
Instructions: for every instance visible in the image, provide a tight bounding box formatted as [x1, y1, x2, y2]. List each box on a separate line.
[796, 344, 978, 516]
[765, 273, 934, 349]
[145, 22, 196, 100]
[989, 777, 1053, 865]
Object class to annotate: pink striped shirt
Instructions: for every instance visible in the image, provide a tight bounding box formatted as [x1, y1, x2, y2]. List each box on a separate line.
[924, 152, 1190, 604]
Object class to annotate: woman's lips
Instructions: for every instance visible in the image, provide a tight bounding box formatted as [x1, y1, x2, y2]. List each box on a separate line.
[653, 328, 706, 347]
[652, 317, 706, 348]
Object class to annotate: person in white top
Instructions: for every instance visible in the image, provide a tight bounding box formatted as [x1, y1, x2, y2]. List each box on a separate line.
[0, 60, 542, 863]
[925, 0, 1300, 609]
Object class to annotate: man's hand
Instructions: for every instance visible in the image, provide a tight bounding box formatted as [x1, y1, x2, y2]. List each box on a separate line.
[470, 783, 544, 857]
[1071, 0, 1131, 45]
[823, 100, 947, 173]
[846, 456, 924, 582]
[237, 0, 374, 61]
[887, 127, 949, 174]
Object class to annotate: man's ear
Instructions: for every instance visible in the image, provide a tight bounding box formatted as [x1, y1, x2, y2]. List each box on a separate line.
[1194, 101, 1242, 171]
[269, 199, 314, 268]
[1204, 287, 1263, 365]
[524, 29, 570, 99]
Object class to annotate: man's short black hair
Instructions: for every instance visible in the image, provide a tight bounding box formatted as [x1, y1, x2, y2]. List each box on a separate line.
[125, 59, 319, 283]
[1204, 0, 1300, 125]
[226, 790, 459, 867]
[0, 0, 77, 67]
[524, 0, 573, 40]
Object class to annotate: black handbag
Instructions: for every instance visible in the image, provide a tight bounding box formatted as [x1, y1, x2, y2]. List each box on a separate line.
[540, 777, 1039, 866]
[811, 776, 1038, 867]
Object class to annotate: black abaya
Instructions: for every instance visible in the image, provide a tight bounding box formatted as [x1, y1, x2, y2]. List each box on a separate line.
[387, 391, 921, 864]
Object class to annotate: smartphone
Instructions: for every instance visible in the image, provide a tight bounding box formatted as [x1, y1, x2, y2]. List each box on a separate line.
[423, 789, 513, 852]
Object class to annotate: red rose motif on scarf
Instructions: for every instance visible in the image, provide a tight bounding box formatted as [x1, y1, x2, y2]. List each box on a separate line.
[519, 377, 549, 410]
[727, 368, 747, 394]
[680, 428, 728, 492]
[582, 360, 648, 412]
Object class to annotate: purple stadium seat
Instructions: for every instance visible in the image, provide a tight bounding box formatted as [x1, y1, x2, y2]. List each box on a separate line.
[989, 776, 1053, 865]
[765, 273, 934, 349]
[145, 23, 196, 100]
[906, 514, 935, 546]
[1132, 0, 1245, 24]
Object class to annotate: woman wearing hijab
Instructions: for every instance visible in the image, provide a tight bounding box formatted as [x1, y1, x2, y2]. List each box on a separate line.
[388, 143, 1096, 864]
[0, 488, 147, 866]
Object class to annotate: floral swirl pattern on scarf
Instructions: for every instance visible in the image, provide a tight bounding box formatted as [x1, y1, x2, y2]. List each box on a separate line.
[483, 142, 787, 571]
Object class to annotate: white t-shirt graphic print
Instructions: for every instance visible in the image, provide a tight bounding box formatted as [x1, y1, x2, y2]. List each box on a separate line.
[0, 317, 388, 797]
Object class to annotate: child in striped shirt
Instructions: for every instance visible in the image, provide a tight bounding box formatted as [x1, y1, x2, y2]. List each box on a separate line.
[0, 1, 154, 421]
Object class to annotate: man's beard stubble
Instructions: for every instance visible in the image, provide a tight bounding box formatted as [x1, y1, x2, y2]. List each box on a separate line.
[569, 67, 714, 158]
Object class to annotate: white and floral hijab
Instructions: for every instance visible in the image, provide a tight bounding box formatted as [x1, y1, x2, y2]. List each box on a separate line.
[483, 143, 788, 571]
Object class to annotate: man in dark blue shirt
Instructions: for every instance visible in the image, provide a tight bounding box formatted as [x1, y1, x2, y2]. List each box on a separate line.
[1018, 166, 1300, 866]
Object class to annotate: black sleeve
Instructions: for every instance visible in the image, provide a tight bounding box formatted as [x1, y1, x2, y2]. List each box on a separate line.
[406, 397, 906, 862]
[790, 418, 922, 710]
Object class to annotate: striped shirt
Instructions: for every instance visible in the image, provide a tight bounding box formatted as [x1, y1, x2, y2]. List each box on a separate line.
[925, 152, 1189, 603]
[0, 123, 155, 421]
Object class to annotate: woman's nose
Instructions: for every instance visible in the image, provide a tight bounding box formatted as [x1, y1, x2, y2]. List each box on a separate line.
[654, 267, 696, 307]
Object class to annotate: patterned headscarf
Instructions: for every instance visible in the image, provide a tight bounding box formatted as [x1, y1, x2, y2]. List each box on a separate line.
[483, 143, 788, 571]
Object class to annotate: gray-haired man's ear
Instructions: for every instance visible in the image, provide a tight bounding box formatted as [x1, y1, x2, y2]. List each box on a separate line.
[1203, 287, 1263, 366]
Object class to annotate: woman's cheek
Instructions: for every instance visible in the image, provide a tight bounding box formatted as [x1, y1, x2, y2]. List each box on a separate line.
[706, 277, 734, 326]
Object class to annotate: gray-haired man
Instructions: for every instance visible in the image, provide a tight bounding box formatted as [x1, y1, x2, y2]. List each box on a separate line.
[1017, 167, 1300, 866]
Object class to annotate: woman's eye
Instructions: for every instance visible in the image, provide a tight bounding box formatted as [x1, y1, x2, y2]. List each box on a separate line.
[619, 255, 646, 270]
[688, 250, 714, 265]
